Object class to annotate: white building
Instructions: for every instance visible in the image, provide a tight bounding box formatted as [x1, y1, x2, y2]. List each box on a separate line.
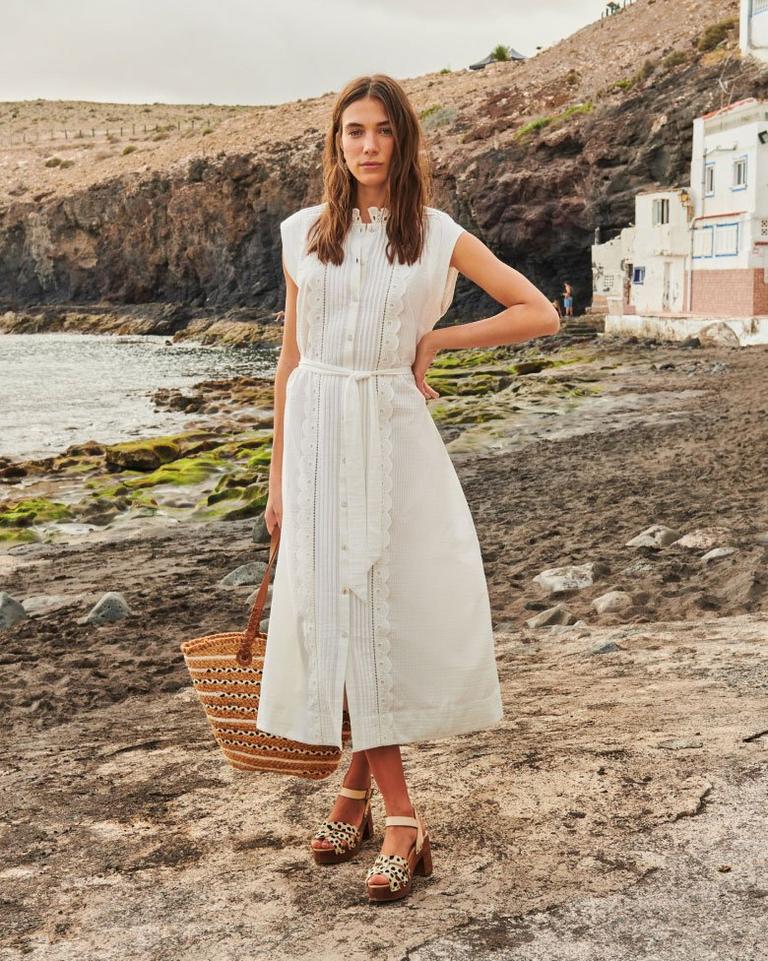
[592, 97, 768, 345]
[741, 0, 768, 63]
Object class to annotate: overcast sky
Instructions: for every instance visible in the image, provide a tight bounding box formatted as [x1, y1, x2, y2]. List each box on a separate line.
[2, 0, 606, 105]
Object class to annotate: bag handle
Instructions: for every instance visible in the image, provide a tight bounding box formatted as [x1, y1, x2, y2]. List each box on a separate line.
[237, 524, 281, 665]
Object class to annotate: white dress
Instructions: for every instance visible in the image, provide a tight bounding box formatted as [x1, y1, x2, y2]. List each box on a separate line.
[256, 201, 504, 752]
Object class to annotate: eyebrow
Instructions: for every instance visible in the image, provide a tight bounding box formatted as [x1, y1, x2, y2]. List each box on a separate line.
[343, 120, 391, 130]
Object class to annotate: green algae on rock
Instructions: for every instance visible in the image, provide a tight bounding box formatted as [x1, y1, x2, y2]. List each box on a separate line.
[0, 496, 72, 528]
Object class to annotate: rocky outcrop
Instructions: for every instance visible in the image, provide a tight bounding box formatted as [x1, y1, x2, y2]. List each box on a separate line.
[0, 3, 760, 322]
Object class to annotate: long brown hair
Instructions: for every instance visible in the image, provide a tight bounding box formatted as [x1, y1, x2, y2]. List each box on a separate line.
[306, 74, 433, 268]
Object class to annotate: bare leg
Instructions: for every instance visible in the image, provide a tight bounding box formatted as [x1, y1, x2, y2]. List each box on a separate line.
[310, 750, 372, 850]
[364, 744, 417, 885]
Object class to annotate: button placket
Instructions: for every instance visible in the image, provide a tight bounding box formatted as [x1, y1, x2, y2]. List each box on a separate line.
[339, 223, 366, 600]
[344, 227, 365, 366]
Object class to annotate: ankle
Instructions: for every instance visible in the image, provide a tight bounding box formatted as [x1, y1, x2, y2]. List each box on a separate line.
[341, 771, 371, 792]
[383, 799, 415, 819]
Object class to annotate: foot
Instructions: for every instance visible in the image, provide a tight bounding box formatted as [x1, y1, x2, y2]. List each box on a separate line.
[367, 803, 418, 886]
[311, 777, 372, 851]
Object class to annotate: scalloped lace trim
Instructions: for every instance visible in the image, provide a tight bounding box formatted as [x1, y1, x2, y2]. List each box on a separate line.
[352, 205, 390, 225]
[295, 268, 325, 733]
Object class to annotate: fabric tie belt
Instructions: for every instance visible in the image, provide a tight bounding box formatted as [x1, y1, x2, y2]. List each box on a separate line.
[297, 357, 413, 603]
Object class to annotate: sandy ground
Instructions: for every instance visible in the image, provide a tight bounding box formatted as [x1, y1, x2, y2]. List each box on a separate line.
[1, 333, 767, 959]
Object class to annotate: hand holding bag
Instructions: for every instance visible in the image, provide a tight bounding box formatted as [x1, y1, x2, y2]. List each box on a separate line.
[180, 525, 349, 779]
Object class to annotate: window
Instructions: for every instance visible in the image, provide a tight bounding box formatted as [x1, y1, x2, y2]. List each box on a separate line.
[632, 266, 645, 284]
[732, 156, 747, 190]
[714, 222, 739, 256]
[693, 225, 714, 258]
[652, 197, 670, 225]
[704, 163, 714, 196]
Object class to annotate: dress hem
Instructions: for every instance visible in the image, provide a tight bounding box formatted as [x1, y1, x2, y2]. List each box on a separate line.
[257, 689, 504, 752]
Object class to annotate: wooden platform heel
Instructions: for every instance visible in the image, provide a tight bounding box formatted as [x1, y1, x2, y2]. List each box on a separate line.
[365, 808, 432, 902]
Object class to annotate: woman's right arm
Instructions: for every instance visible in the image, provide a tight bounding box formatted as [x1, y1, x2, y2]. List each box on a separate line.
[265, 258, 300, 534]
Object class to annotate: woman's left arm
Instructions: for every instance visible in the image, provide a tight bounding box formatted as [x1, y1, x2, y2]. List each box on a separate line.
[413, 231, 561, 399]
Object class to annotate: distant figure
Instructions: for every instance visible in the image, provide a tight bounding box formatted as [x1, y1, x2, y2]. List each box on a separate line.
[562, 281, 574, 319]
[551, 296, 563, 318]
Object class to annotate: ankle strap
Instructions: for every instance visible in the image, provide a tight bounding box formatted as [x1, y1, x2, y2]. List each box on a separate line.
[338, 785, 370, 800]
[384, 811, 424, 852]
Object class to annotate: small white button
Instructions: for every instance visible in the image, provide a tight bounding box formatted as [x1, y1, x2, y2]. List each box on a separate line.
[342, 543, 347, 550]
[341, 499, 347, 507]
[347, 333, 353, 341]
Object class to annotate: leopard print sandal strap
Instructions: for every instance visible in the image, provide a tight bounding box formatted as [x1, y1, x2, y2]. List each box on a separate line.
[365, 853, 412, 892]
[313, 819, 363, 856]
[310, 784, 374, 859]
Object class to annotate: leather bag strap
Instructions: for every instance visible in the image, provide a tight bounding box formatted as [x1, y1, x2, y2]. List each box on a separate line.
[237, 524, 281, 665]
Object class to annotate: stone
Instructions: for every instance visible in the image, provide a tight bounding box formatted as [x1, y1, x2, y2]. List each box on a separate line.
[657, 737, 704, 750]
[532, 561, 605, 595]
[80, 592, 133, 625]
[0, 592, 28, 629]
[701, 547, 737, 564]
[21, 594, 78, 617]
[626, 524, 680, 549]
[590, 640, 621, 654]
[672, 527, 732, 551]
[251, 513, 270, 544]
[220, 561, 268, 587]
[592, 590, 633, 614]
[698, 322, 741, 348]
[526, 604, 578, 628]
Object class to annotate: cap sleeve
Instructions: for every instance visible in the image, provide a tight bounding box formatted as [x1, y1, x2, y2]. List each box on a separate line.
[434, 210, 466, 319]
[279, 209, 304, 286]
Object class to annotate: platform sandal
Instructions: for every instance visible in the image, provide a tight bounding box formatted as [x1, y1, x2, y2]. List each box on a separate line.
[365, 808, 432, 902]
[310, 784, 375, 864]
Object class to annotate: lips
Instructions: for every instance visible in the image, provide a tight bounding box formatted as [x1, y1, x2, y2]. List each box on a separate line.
[361, 163, 381, 167]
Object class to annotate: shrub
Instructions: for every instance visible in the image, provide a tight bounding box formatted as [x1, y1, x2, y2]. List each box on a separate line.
[662, 49, 688, 70]
[514, 115, 553, 140]
[697, 18, 737, 52]
[44, 156, 62, 167]
[491, 44, 510, 62]
[122, 144, 137, 155]
[421, 105, 457, 131]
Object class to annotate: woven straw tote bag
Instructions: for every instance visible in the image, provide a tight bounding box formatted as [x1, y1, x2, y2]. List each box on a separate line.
[180, 525, 349, 780]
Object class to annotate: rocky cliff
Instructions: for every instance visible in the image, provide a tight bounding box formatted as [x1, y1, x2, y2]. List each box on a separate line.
[0, 0, 758, 323]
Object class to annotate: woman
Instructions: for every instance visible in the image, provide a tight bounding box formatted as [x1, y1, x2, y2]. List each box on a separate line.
[258, 74, 560, 903]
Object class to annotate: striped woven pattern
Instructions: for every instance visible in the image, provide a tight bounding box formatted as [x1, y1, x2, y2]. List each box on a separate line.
[180, 528, 348, 780]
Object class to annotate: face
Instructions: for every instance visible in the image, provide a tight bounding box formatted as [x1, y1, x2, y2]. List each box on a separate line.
[339, 96, 394, 193]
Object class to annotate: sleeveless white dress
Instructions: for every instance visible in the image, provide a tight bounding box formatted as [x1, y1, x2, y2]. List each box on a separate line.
[256, 202, 504, 752]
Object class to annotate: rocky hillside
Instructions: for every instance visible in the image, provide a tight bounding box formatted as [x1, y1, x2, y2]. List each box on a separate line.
[0, 0, 756, 320]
